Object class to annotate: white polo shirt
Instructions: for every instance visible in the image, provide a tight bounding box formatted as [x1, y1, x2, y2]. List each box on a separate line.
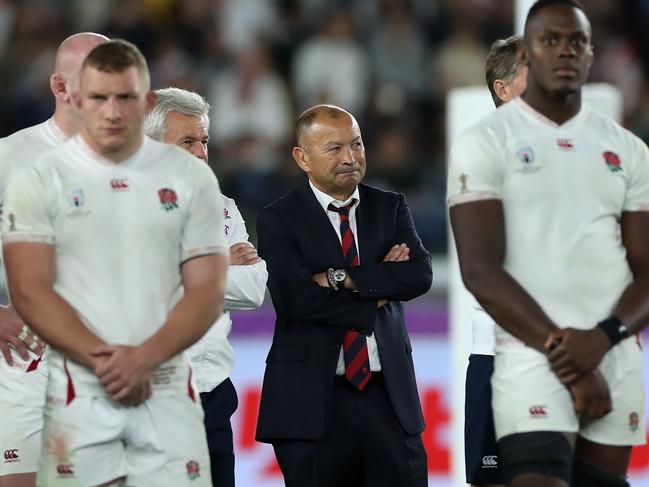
[2, 135, 227, 399]
[447, 98, 649, 345]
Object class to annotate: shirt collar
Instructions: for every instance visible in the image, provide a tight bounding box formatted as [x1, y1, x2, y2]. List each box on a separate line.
[309, 180, 360, 213]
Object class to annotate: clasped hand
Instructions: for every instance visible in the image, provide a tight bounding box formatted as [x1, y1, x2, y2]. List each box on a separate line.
[544, 327, 611, 385]
[91, 345, 156, 407]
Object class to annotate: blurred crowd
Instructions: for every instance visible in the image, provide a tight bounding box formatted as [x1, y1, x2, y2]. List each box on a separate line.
[1, 0, 648, 253]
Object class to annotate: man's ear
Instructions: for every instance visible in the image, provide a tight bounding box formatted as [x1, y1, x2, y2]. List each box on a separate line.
[493, 80, 507, 103]
[145, 90, 158, 112]
[520, 45, 529, 67]
[50, 73, 69, 103]
[292, 146, 310, 174]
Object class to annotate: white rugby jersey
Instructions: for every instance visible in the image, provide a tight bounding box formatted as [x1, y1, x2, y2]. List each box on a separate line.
[188, 195, 267, 393]
[448, 98, 649, 346]
[2, 135, 227, 399]
[0, 118, 67, 376]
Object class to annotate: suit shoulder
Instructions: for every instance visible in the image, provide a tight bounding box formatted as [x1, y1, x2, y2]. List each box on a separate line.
[261, 186, 303, 214]
[359, 183, 404, 203]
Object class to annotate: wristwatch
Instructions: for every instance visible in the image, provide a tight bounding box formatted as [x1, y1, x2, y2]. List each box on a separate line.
[327, 268, 347, 291]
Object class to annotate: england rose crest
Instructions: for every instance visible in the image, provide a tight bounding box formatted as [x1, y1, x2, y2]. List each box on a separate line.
[603, 151, 622, 172]
[186, 460, 200, 480]
[158, 188, 179, 211]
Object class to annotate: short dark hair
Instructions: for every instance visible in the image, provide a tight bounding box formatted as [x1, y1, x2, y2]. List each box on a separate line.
[525, 0, 586, 29]
[485, 35, 523, 106]
[81, 39, 149, 87]
[295, 104, 350, 147]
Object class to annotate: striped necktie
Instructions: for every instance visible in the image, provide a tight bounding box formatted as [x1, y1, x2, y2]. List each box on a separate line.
[328, 200, 371, 390]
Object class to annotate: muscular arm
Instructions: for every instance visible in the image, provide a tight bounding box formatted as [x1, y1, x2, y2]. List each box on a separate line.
[450, 199, 559, 351]
[611, 211, 649, 332]
[3, 241, 105, 367]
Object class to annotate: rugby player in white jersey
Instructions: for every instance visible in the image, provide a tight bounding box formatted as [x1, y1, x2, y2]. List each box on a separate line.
[0, 32, 108, 487]
[464, 35, 527, 487]
[2, 40, 228, 486]
[144, 87, 268, 487]
[448, 1, 649, 486]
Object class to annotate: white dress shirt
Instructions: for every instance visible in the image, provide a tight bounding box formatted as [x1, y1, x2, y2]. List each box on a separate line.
[309, 181, 382, 373]
[188, 195, 268, 392]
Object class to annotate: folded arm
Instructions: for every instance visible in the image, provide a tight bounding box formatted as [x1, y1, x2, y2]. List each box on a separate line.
[225, 243, 267, 311]
[346, 194, 432, 301]
[258, 208, 377, 333]
[450, 199, 559, 352]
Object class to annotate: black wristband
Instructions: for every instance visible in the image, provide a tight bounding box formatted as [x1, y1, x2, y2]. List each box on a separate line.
[596, 316, 629, 346]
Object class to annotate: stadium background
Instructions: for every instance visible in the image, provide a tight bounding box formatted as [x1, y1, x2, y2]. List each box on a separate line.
[0, 0, 648, 485]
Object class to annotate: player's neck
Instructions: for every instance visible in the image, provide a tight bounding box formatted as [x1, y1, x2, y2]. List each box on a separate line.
[79, 129, 145, 164]
[522, 87, 582, 126]
[52, 106, 80, 139]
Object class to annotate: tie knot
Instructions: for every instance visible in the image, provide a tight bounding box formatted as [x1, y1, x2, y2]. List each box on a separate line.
[328, 199, 356, 217]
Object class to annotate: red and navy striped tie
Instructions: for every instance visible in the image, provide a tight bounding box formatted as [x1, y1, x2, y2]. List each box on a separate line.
[328, 200, 371, 390]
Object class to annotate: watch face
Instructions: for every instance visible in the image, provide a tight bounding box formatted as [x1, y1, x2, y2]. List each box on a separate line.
[333, 269, 346, 282]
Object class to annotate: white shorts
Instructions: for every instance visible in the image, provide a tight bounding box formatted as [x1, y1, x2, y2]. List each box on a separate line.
[37, 393, 212, 487]
[492, 336, 645, 446]
[0, 352, 48, 476]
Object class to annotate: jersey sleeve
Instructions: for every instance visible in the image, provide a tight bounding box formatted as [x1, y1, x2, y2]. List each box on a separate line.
[2, 164, 54, 244]
[446, 125, 506, 207]
[623, 134, 649, 212]
[181, 164, 228, 262]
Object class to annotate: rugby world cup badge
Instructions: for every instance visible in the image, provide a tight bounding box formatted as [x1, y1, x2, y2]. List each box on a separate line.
[67, 189, 84, 208]
[65, 189, 90, 218]
[516, 146, 534, 164]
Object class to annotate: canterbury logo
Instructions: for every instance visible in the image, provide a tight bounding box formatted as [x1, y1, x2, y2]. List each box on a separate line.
[57, 464, 74, 475]
[529, 405, 547, 416]
[482, 455, 498, 467]
[110, 179, 129, 191]
[3, 449, 18, 460]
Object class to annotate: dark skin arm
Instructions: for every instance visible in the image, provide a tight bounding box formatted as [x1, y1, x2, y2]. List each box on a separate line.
[450, 199, 559, 351]
[547, 211, 649, 384]
[451, 199, 611, 417]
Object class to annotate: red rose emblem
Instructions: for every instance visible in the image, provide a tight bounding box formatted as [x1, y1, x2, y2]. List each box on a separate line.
[603, 151, 622, 172]
[158, 188, 179, 211]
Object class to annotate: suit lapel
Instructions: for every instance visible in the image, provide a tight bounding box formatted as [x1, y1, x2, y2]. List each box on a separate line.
[295, 182, 345, 266]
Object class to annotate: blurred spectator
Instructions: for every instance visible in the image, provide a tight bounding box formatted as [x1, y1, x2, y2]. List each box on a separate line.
[429, 8, 488, 97]
[208, 39, 293, 210]
[0, 0, 647, 254]
[0, 0, 16, 57]
[217, 0, 279, 54]
[369, 1, 427, 116]
[101, 0, 157, 57]
[292, 9, 369, 113]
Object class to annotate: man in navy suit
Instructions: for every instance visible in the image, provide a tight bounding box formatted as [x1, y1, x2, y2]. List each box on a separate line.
[255, 104, 432, 487]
